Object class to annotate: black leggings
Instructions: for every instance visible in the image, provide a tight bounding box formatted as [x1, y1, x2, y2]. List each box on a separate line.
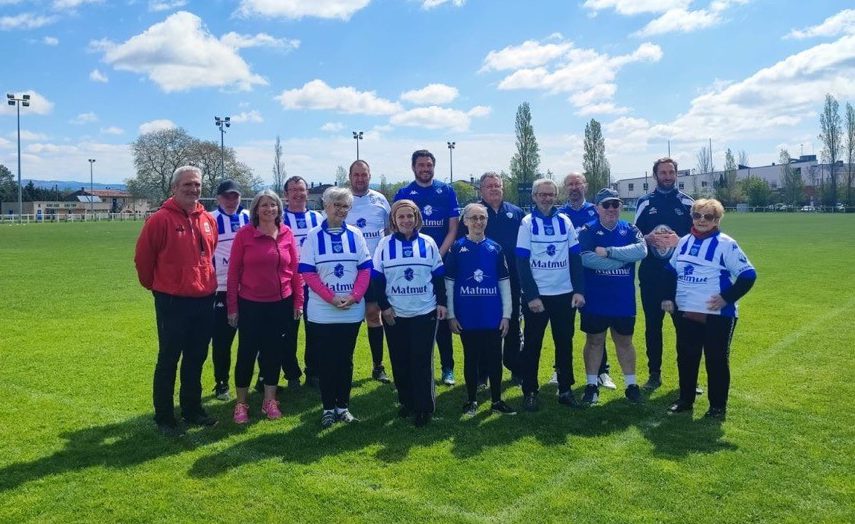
[310, 321, 361, 411]
[521, 293, 576, 395]
[384, 312, 438, 414]
[461, 329, 503, 402]
[675, 313, 737, 409]
[234, 296, 295, 389]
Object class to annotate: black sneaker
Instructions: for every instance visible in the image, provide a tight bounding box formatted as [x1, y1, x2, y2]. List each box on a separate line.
[372, 366, 391, 384]
[625, 384, 642, 404]
[462, 401, 478, 417]
[491, 400, 517, 415]
[581, 384, 599, 406]
[558, 390, 580, 408]
[523, 392, 539, 412]
[184, 411, 218, 427]
[642, 373, 662, 391]
[414, 412, 431, 427]
[667, 401, 694, 415]
[703, 407, 726, 421]
[213, 382, 230, 401]
[321, 411, 336, 428]
[397, 405, 411, 418]
[156, 420, 186, 438]
[336, 410, 359, 423]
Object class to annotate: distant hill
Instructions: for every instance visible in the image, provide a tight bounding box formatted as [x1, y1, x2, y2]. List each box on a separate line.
[25, 179, 128, 191]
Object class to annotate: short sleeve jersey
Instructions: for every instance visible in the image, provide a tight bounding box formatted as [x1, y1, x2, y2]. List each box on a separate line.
[210, 206, 251, 292]
[515, 208, 580, 296]
[393, 180, 460, 247]
[283, 209, 323, 249]
[578, 219, 643, 317]
[444, 237, 509, 330]
[558, 201, 598, 232]
[668, 231, 756, 318]
[372, 232, 444, 318]
[347, 189, 390, 255]
[298, 221, 372, 324]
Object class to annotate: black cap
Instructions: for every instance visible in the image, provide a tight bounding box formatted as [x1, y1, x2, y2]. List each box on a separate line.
[595, 188, 621, 205]
[216, 180, 240, 196]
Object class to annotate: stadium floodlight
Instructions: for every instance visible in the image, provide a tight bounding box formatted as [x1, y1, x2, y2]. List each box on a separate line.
[7, 93, 29, 223]
[352, 131, 363, 160]
[447, 141, 456, 183]
[214, 116, 231, 180]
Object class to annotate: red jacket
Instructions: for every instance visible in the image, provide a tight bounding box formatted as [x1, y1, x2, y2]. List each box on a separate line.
[227, 223, 304, 316]
[134, 197, 218, 297]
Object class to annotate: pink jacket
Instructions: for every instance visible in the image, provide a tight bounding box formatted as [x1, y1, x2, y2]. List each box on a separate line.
[227, 223, 304, 315]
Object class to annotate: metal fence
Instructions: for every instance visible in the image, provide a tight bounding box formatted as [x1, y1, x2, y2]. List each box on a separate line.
[0, 212, 153, 224]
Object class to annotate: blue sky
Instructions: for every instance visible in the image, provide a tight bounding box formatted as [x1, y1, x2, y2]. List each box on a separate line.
[1, 0, 854, 186]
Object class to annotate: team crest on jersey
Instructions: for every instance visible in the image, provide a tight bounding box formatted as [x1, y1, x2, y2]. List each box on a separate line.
[505, 211, 513, 218]
[648, 207, 658, 215]
[684, 266, 694, 276]
[404, 268, 414, 281]
[356, 218, 367, 228]
[332, 241, 343, 253]
[544, 224, 554, 235]
[473, 269, 484, 283]
[546, 244, 556, 256]
[689, 244, 700, 257]
[588, 210, 596, 217]
[296, 218, 307, 229]
[334, 263, 345, 278]
[231, 222, 240, 232]
[423, 205, 433, 216]
[203, 222, 212, 234]
[486, 243, 495, 252]
[436, 187, 443, 194]
[674, 208, 684, 216]
[619, 228, 628, 236]
[403, 245, 413, 257]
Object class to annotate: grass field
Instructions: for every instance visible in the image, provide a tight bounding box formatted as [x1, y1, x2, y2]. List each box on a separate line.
[1, 214, 853, 523]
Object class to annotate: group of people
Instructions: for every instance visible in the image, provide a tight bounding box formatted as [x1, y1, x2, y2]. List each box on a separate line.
[134, 152, 756, 437]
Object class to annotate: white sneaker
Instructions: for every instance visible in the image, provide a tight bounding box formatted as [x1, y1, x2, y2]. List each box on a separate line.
[548, 371, 558, 385]
[598, 373, 617, 390]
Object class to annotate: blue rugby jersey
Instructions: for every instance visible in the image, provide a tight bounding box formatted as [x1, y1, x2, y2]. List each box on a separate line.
[346, 189, 390, 255]
[458, 200, 524, 272]
[578, 219, 644, 317]
[210, 206, 251, 292]
[516, 207, 580, 297]
[393, 180, 460, 248]
[298, 221, 372, 324]
[558, 200, 598, 232]
[283, 209, 323, 248]
[444, 237, 509, 330]
[372, 232, 444, 318]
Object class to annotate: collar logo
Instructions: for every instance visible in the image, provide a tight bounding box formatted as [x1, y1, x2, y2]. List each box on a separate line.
[506, 211, 513, 218]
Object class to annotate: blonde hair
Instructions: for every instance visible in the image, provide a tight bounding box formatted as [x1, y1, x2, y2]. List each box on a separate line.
[389, 199, 423, 232]
[692, 198, 724, 219]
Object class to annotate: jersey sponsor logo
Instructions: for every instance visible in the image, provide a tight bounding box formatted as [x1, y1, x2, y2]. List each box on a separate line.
[532, 258, 568, 269]
[328, 281, 354, 293]
[363, 230, 382, 239]
[460, 285, 498, 296]
[404, 268, 414, 281]
[334, 263, 345, 278]
[423, 219, 445, 228]
[473, 269, 484, 283]
[356, 218, 367, 228]
[546, 244, 556, 256]
[390, 283, 428, 295]
[221, 256, 229, 266]
[423, 205, 433, 216]
[678, 264, 707, 283]
[594, 267, 632, 276]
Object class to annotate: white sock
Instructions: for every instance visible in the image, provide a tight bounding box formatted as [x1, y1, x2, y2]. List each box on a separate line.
[323, 409, 334, 415]
[335, 407, 347, 414]
[587, 374, 598, 386]
[625, 374, 637, 386]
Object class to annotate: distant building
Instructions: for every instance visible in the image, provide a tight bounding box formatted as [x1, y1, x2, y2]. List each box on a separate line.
[1, 187, 150, 217]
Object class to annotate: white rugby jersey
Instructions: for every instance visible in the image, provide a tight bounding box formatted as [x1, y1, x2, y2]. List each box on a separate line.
[347, 189, 390, 255]
[668, 231, 756, 318]
[299, 221, 372, 324]
[210, 206, 251, 292]
[282, 209, 323, 249]
[516, 208, 580, 296]
[372, 232, 444, 318]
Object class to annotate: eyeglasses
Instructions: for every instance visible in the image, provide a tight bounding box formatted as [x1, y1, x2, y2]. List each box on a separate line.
[535, 193, 556, 198]
[465, 215, 487, 222]
[691, 212, 718, 221]
[600, 200, 621, 209]
[332, 203, 351, 211]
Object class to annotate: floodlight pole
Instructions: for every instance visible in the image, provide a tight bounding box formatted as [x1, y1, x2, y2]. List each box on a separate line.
[215, 116, 231, 179]
[352, 131, 363, 160]
[88, 158, 96, 216]
[7, 93, 29, 224]
[447, 141, 456, 184]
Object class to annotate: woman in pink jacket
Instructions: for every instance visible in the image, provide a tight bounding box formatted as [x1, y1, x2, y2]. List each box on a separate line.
[227, 189, 303, 423]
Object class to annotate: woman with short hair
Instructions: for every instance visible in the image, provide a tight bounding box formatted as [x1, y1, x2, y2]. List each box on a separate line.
[227, 189, 303, 424]
[662, 198, 757, 420]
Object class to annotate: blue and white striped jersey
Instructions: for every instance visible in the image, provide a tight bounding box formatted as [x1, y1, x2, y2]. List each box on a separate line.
[668, 231, 756, 317]
[299, 221, 372, 324]
[444, 237, 509, 330]
[282, 209, 323, 249]
[210, 206, 251, 292]
[372, 232, 444, 318]
[516, 208, 581, 296]
[347, 189, 390, 255]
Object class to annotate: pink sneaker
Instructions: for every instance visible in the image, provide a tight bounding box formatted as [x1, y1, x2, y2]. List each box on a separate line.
[233, 402, 249, 424]
[262, 399, 282, 420]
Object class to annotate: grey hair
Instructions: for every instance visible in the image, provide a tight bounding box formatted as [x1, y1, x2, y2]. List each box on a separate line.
[479, 171, 502, 186]
[562, 172, 586, 186]
[462, 202, 488, 220]
[532, 178, 558, 195]
[249, 189, 282, 227]
[170, 165, 202, 188]
[322, 186, 353, 207]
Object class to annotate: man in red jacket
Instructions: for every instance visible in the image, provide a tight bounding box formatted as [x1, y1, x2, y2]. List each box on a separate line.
[135, 166, 218, 436]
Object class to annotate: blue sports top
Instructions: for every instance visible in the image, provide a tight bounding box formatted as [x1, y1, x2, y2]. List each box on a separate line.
[444, 237, 509, 330]
[393, 180, 460, 248]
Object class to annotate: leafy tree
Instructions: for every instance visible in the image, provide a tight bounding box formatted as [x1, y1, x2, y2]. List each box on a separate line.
[779, 149, 804, 206]
[582, 118, 610, 199]
[452, 180, 476, 205]
[128, 128, 195, 205]
[741, 176, 771, 207]
[0, 164, 16, 206]
[272, 135, 286, 192]
[738, 150, 749, 167]
[845, 102, 854, 205]
[818, 93, 842, 205]
[510, 102, 540, 187]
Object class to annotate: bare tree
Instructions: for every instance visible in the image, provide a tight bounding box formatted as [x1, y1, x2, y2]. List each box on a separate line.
[779, 149, 804, 206]
[335, 165, 348, 187]
[715, 148, 741, 206]
[272, 135, 286, 192]
[845, 102, 854, 205]
[582, 118, 610, 199]
[738, 150, 749, 167]
[696, 145, 715, 174]
[819, 93, 842, 205]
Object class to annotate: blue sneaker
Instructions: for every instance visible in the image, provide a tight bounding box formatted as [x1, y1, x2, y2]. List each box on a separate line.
[441, 369, 456, 385]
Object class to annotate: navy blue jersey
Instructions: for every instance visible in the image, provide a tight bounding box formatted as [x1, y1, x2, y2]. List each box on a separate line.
[458, 200, 524, 270]
[633, 189, 693, 283]
[578, 220, 643, 317]
[444, 237, 509, 330]
[394, 180, 460, 247]
[558, 201, 598, 232]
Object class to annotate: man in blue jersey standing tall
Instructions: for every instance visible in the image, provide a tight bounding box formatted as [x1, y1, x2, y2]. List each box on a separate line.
[394, 150, 461, 385]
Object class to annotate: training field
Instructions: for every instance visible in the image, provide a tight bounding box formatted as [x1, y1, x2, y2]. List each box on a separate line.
[1, 214, 853, 522]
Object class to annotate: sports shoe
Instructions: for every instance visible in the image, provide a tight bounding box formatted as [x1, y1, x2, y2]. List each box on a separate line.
[667, 400, 693, 415]
[625, 384, 642, 404]
[597, 373, 617, 390]
[523, 392, 539, 412]
[548, 371, 559, 385]
[491, 400, 517, 415]
[233, 402, 250, 424]
[414, 412, 431, 427]
[156, 420, 186, 438]
[462, 401, 478, 417]
[642, 373, 662, 391]
[558, 390, 580, 408]
[477, 381, 489, 392]
[372, 366, 391, 384]
[337, 409, 358, 423]
[703, 407, 726, 421]
[261, 399, 282, 420]
[214, 382, 231, 401]
[184, 411, 218, 427]
[321, 411, 336, 428]
[441, 369, 456, 386]
[581, 384, 599, 406]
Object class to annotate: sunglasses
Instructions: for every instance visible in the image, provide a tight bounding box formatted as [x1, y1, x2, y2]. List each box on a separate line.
[600, 200, 621, 209]
[691, 212, 718, 221]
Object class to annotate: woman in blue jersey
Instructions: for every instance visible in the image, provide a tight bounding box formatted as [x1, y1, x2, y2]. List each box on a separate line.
[661, 199, 756, 420]
[446, 203, 517, 416]
[372, 199, 447, 428]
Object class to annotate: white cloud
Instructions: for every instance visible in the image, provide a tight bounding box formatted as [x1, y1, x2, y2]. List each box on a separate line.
[276, 79, 402, 115]
[220, 32, 300, 50]
[321, 122, 345, 133]
[230, 110, 263, 124]
[100, 126, 124, 135]
[0, 13, 57, 30]
[390, 105, 490, 132]
[94, 11, 267, 93]
[400, 84, 459, 105]
[236, 0, 370, 20]
[52, 0, 102, 9]
[149, 0, 187, 12]
[43, 36, 59, 45]
[0, 90, 54, 116]
[583, 0, 690, 16]
[139, 119, 176, 134]
[480, 39, 574, 72]
[422, 0, 465, 9]
[8, 130, 48, 141]
[786, 9, 855, 40]
[89, 69, 108, 83]
[26, 142, 78, 154]
[70, 112, 98, 124]
[634, 7, 721, 37]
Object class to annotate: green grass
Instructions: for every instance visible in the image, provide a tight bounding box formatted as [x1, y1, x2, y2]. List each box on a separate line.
[0, 215, 853, 523]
